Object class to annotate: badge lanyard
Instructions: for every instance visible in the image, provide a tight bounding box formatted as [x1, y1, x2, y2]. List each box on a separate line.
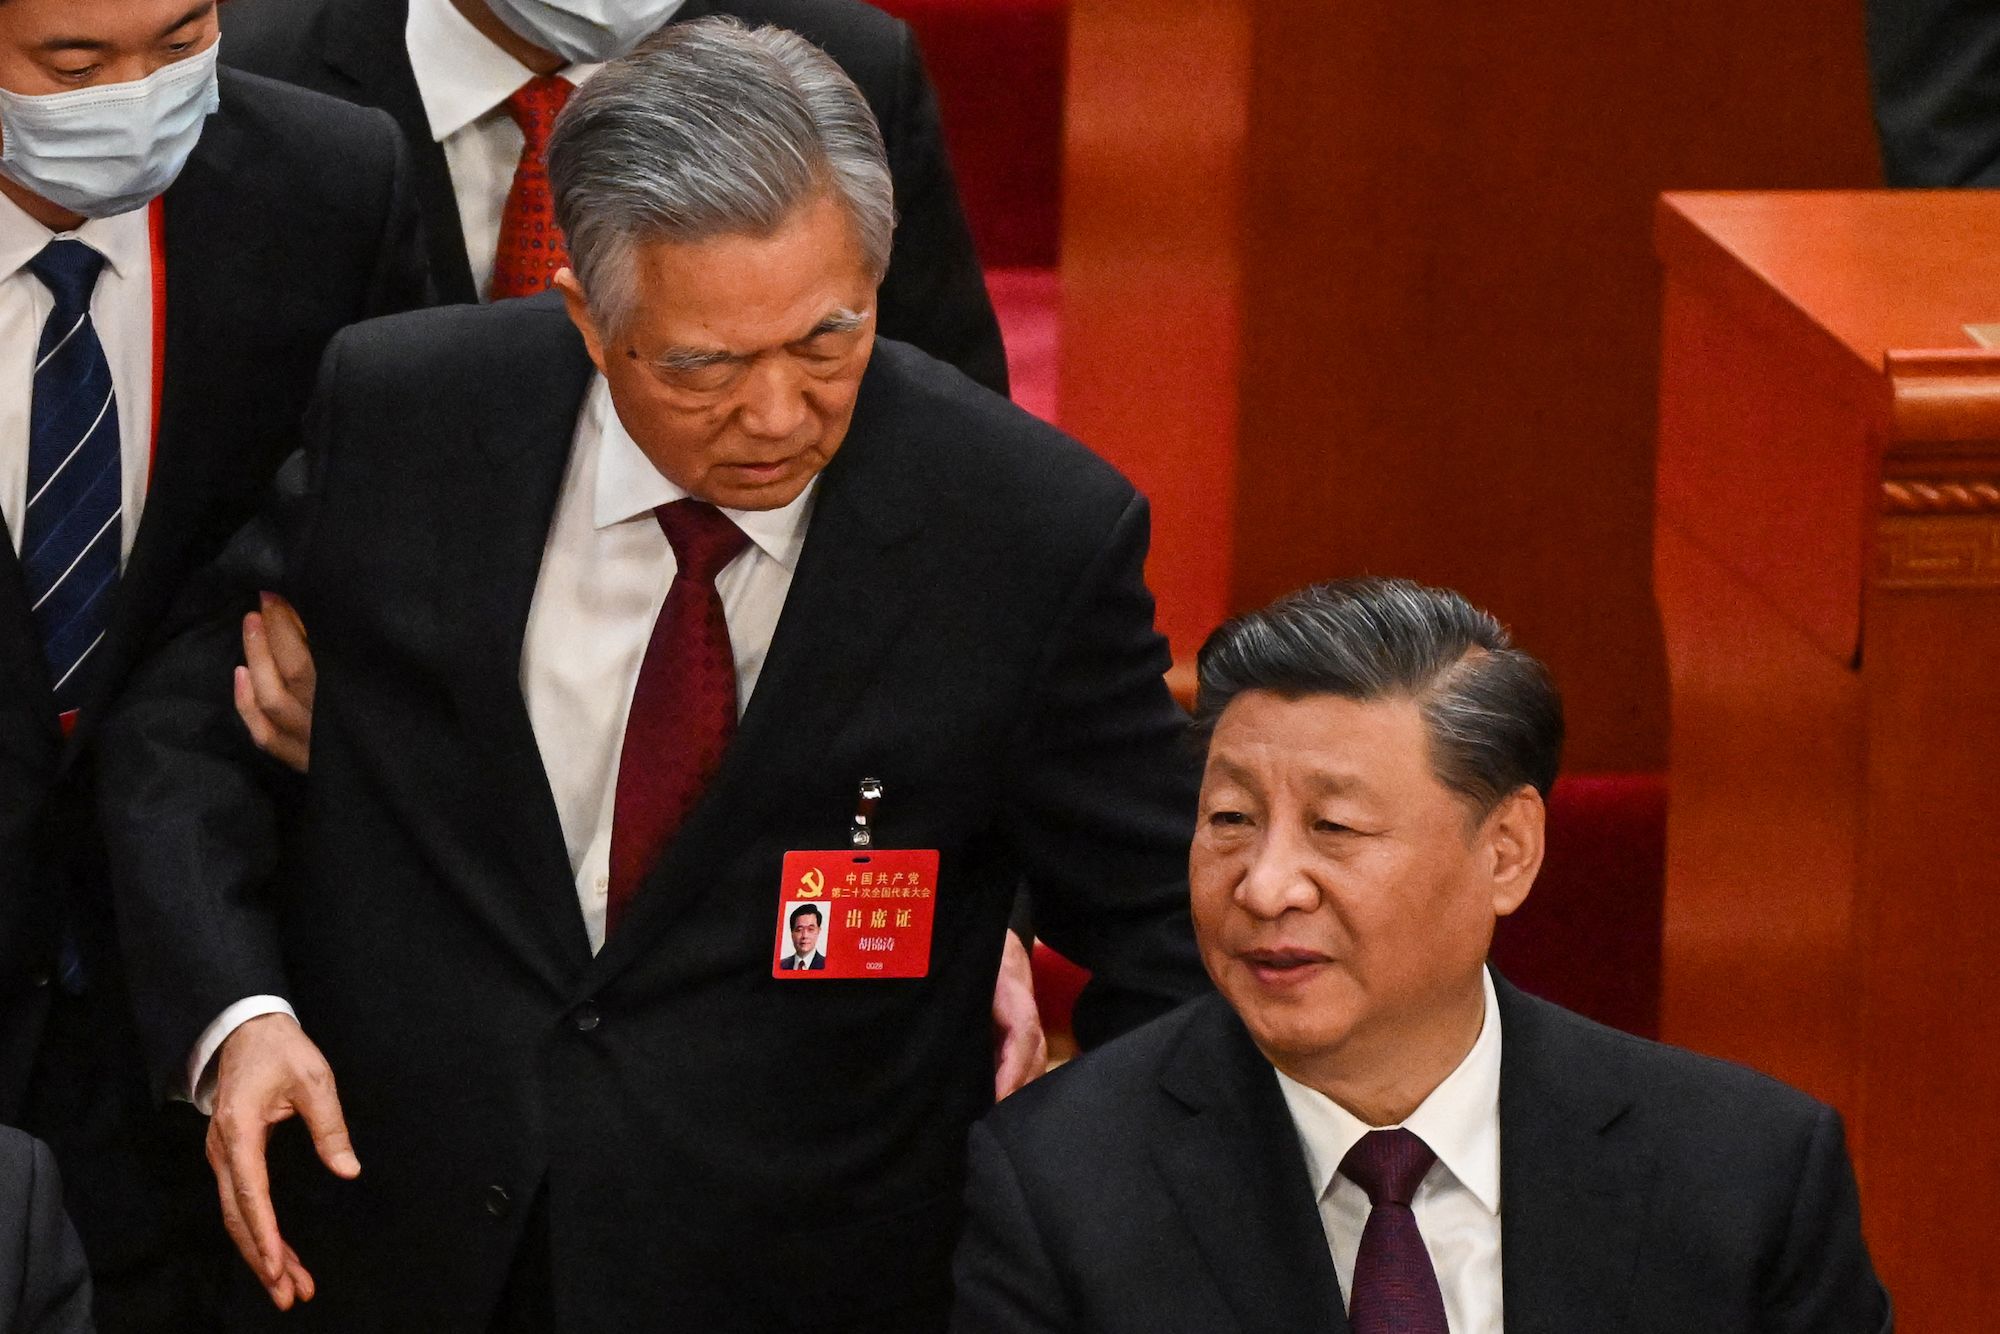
[147, 194, 165, 477]
[773, 779, 940, 980]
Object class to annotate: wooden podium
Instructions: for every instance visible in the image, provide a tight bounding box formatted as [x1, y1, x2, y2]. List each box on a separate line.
[1655, 192, 2000, 1326]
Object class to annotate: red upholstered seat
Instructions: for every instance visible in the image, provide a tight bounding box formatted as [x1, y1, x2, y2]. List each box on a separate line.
[987, 266, 1062, 422]
[872, 1, 1069, 421]
[1032, 772, 1668, 1047]
[1490, 772, 1666, 1038]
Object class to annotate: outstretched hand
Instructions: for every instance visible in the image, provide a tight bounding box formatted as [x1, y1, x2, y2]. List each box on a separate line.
[208, 1013, 358, 1310]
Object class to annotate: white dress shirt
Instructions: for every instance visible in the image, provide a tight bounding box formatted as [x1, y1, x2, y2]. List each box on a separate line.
[0, 190, 154, 562]
[187, 376, 813, 1105]
[405, 0, 652, 297]
[521, 375, 813, 953]
[1275, 966, 1504, 1334]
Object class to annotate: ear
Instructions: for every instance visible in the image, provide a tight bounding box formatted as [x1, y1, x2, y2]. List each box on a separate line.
[1482, 785, 1545, 918]
[554, 268, 609, 376]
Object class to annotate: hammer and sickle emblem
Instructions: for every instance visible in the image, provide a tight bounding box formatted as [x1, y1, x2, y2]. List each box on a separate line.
[797, 868, 826, 898]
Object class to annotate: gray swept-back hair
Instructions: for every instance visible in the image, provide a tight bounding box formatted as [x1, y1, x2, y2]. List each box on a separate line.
[547, 16, 895, 334]
[1193, 577, 1565, 815]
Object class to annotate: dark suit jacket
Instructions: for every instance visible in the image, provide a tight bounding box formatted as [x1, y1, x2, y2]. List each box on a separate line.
[0, 69, 430, 1086]
[952, 978, 1893, 1334]
[220, 0, 1010, 393]
[0, 69, 428, 1284]
[1868, 0, 2000, 186]
[0, 1128, 91, 1334]
[781, 952, 827, 971]
[99, 299, 1206, 1332]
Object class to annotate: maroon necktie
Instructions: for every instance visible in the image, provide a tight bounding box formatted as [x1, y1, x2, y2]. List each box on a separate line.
[605, 500, 751, 934]
[1340, 1129, 1450, 1334]
[489, 75, 574, 300]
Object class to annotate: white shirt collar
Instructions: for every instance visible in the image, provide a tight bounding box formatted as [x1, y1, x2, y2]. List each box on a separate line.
[583, 376, 816, 570]
[1275, 966, 1504, 1216]
[0, 187, 151, 287]
[404, 0, 604, 143]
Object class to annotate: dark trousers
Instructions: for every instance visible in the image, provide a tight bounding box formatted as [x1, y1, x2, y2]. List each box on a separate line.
[22, 976, 227, 1332]
[489, 1190, 555, 1334]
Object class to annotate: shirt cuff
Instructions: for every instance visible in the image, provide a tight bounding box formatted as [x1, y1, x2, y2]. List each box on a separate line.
[185, 996, 297, 1115]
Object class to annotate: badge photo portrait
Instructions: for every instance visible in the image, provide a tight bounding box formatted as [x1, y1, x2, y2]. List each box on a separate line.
[776, 898, 832, 974]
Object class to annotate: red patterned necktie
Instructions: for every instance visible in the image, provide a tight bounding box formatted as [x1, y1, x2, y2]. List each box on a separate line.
[488, 75, 574, 300]
[605, 500, 752, 934]
[1340, 1129, 1450, 1334]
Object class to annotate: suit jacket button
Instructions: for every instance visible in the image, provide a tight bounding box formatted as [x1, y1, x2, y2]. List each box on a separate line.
[484, 1184, 512, 1218]
[572, 1002, 601, 1033]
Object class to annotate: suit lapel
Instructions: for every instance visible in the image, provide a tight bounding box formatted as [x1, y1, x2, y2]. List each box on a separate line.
[0, 520, 58, 746]
[319, 0, 478, 302]
[1495, 977, 1656, 1333]
[54, 110, 244, 767]
[444, 301, 597, 976]
[585, 353, 927, 985]
[1153, 998, 1351, 1334]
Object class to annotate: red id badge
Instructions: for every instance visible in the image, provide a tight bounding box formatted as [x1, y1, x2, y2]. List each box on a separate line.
[773, 849, 939, 978]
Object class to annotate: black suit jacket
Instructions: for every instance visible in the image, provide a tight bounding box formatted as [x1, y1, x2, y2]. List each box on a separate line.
[952, 978, 1893, 1334]
[220, 0, 1010, 393]
[0, 69, 429, 1116]
[1868, 0, 2000, 186]
[0, 1128, 91, 1334]
[100, 299, 1206, 1332]
[781, 952, 827, 971]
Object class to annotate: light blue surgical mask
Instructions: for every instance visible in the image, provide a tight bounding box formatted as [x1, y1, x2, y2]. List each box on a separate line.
[484, 0, 686, 66]
[0, 41, 222, 220]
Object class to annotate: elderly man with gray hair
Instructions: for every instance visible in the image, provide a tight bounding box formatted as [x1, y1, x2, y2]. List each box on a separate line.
[97, 16, 1207, 1333]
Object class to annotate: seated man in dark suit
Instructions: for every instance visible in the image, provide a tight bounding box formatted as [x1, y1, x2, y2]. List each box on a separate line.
[951, 577, 1893, 1334]
[100, 19, 1204, 1330]
[0, 1127, 91, 1334]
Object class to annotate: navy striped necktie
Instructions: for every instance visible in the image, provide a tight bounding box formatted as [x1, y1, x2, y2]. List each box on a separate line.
[23, 237, 121, 719]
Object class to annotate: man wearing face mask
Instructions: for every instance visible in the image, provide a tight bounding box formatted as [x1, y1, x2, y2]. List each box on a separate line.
[0, 0, 430, 1328]
[100, 21, 1205, 1331]
[219, 0, 1009, 395]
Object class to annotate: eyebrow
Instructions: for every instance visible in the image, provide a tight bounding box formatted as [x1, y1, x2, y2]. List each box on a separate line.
[39, 3, 214, 54]
[651, 346, 740, 374]
[802, 307, 871, 338]
[646, 306, 872, 375]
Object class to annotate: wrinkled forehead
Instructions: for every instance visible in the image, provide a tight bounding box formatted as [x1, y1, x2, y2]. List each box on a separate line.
[1203, 691, 1433, 781]
[609, 198, 878, 349]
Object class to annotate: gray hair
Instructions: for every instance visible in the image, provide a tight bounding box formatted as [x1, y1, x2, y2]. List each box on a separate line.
[1193, 577, 1565, 814]
[546, 17, 895, 334]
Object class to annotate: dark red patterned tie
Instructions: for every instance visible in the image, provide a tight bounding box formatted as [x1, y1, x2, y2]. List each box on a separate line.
[1341, 1129, 1450, 1334]
[489, 75, 574, 300]
[606, 500, 751, 934]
